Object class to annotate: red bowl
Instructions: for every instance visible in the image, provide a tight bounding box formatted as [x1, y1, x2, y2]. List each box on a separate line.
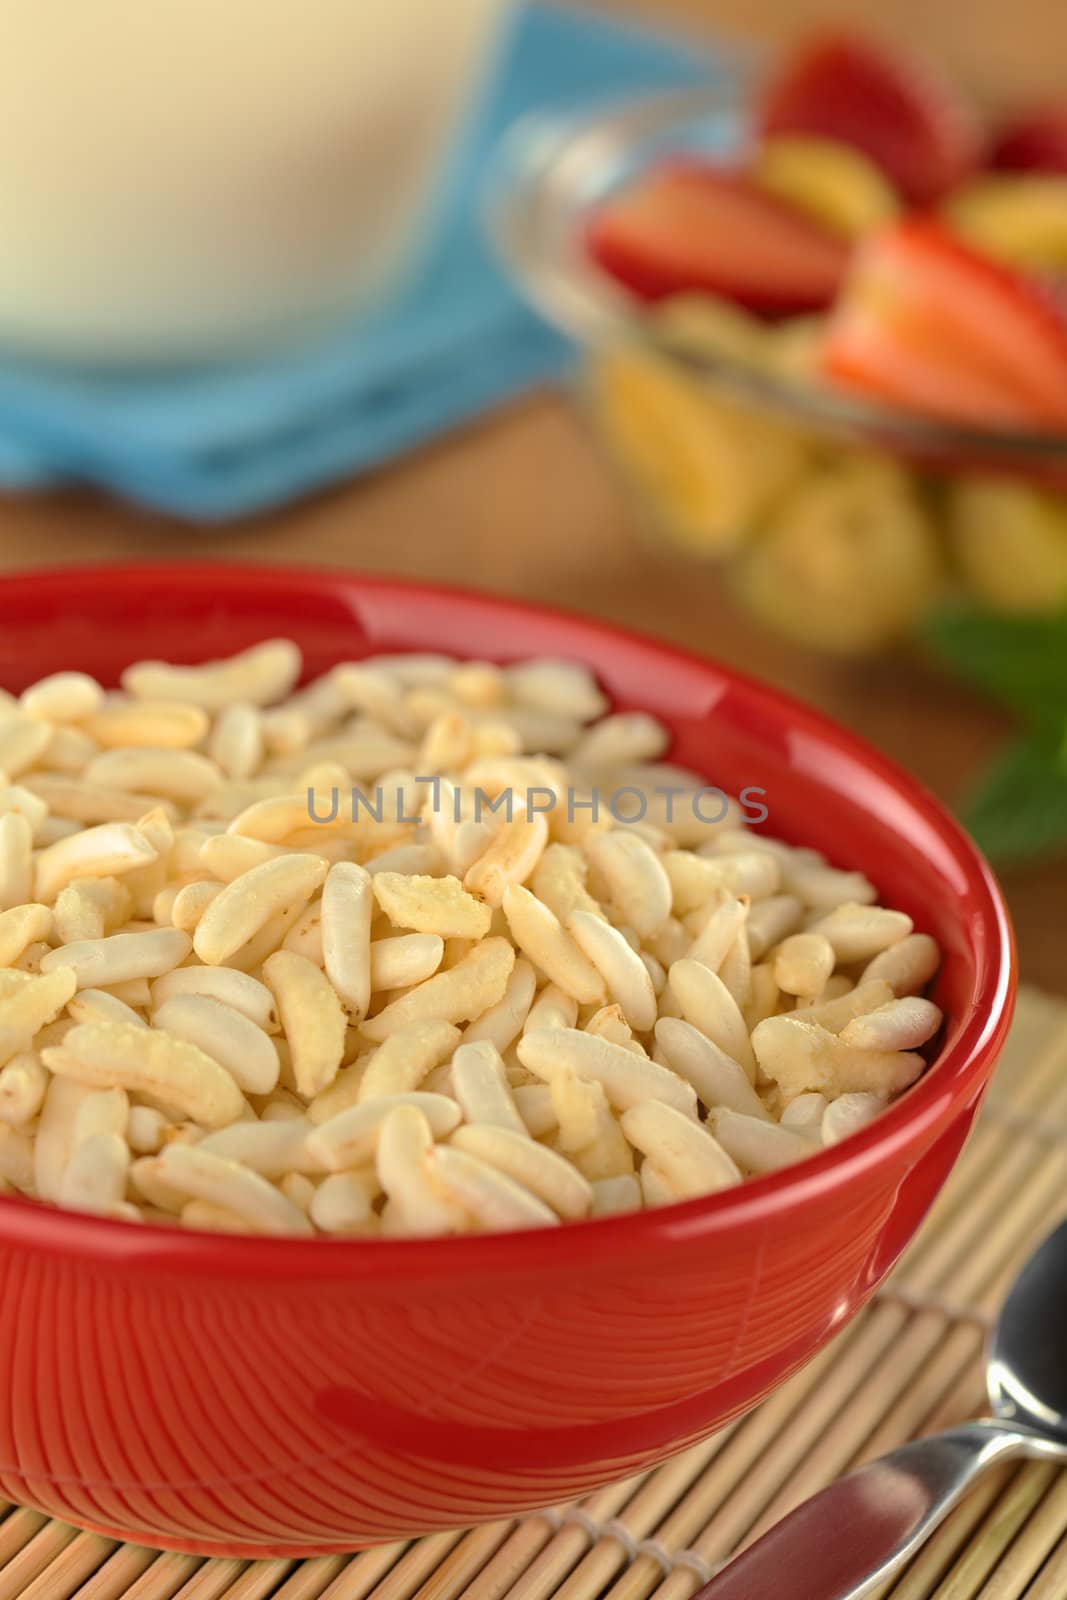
[0, 563, 1014, 1558]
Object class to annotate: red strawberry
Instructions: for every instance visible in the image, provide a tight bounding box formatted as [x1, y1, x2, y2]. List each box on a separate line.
[991, 105, 1067, 174]
[819, 219, 1067, 431]
[760, 31, 983, 205]
[585, 164, 849, 317]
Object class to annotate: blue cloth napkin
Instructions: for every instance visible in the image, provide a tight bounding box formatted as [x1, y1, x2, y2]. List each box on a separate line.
[0, 3, 723, 520]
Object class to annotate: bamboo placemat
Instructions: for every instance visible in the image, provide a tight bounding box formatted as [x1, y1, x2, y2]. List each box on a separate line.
[4, 984, 1067, 1600]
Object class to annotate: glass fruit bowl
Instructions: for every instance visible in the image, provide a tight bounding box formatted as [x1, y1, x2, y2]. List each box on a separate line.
[488, 86, 1067, 653]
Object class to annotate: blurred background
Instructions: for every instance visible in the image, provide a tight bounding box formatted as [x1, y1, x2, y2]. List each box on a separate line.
[604, 0, 1067, 101]
[0, 0, 1064, 985]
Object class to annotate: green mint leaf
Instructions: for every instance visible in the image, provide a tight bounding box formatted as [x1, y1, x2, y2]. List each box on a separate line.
[925, 605, 1067, 726]
[963, 735, 1067, 864]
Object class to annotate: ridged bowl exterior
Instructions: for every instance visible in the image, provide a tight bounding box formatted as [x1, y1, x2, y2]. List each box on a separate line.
[0, 565, 1015, 1557]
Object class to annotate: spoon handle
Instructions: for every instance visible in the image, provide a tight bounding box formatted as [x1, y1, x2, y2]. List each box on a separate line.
[691, 1421, 1035, 1600]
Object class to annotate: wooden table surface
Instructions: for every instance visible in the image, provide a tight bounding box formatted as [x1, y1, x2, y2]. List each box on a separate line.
[0, 0, 1062, 993]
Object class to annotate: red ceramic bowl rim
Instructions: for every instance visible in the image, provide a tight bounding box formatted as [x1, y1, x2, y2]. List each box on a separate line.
[0, 563, 1016, 1281]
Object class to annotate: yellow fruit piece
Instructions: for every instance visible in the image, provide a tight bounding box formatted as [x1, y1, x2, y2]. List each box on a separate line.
[946, 175, 1067, 271]
[653, 293, 772, 369]
[735, 455, 942, 654]
[585, 347, 808, 557]
[766, 317, 826, 386]
[653, 295, 821, 392]
[949, 476, 1067, 614]
[755, 136, 900, 240]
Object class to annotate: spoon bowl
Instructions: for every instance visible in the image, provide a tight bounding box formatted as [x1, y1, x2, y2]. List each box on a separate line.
[988, 1216, 1067, 1444]
[699, 1216, 1067, 1599]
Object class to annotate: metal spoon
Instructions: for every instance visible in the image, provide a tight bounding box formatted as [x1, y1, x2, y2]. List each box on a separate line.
[695, 1217, 1067, 1600]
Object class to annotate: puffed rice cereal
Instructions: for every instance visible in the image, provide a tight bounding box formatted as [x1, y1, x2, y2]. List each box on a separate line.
[0, 640, 942, 1235]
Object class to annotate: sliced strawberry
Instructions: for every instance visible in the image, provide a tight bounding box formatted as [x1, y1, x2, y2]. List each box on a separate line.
[760, 31, 983, 205]
[819, 219, 1067, 432]
[822, 304, 1052, 430]
[991, 105, 1067, 174]
[585, 165, 849, 317]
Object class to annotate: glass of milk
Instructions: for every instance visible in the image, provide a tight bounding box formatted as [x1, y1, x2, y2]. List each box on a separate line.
[0, 0, 511, 363]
